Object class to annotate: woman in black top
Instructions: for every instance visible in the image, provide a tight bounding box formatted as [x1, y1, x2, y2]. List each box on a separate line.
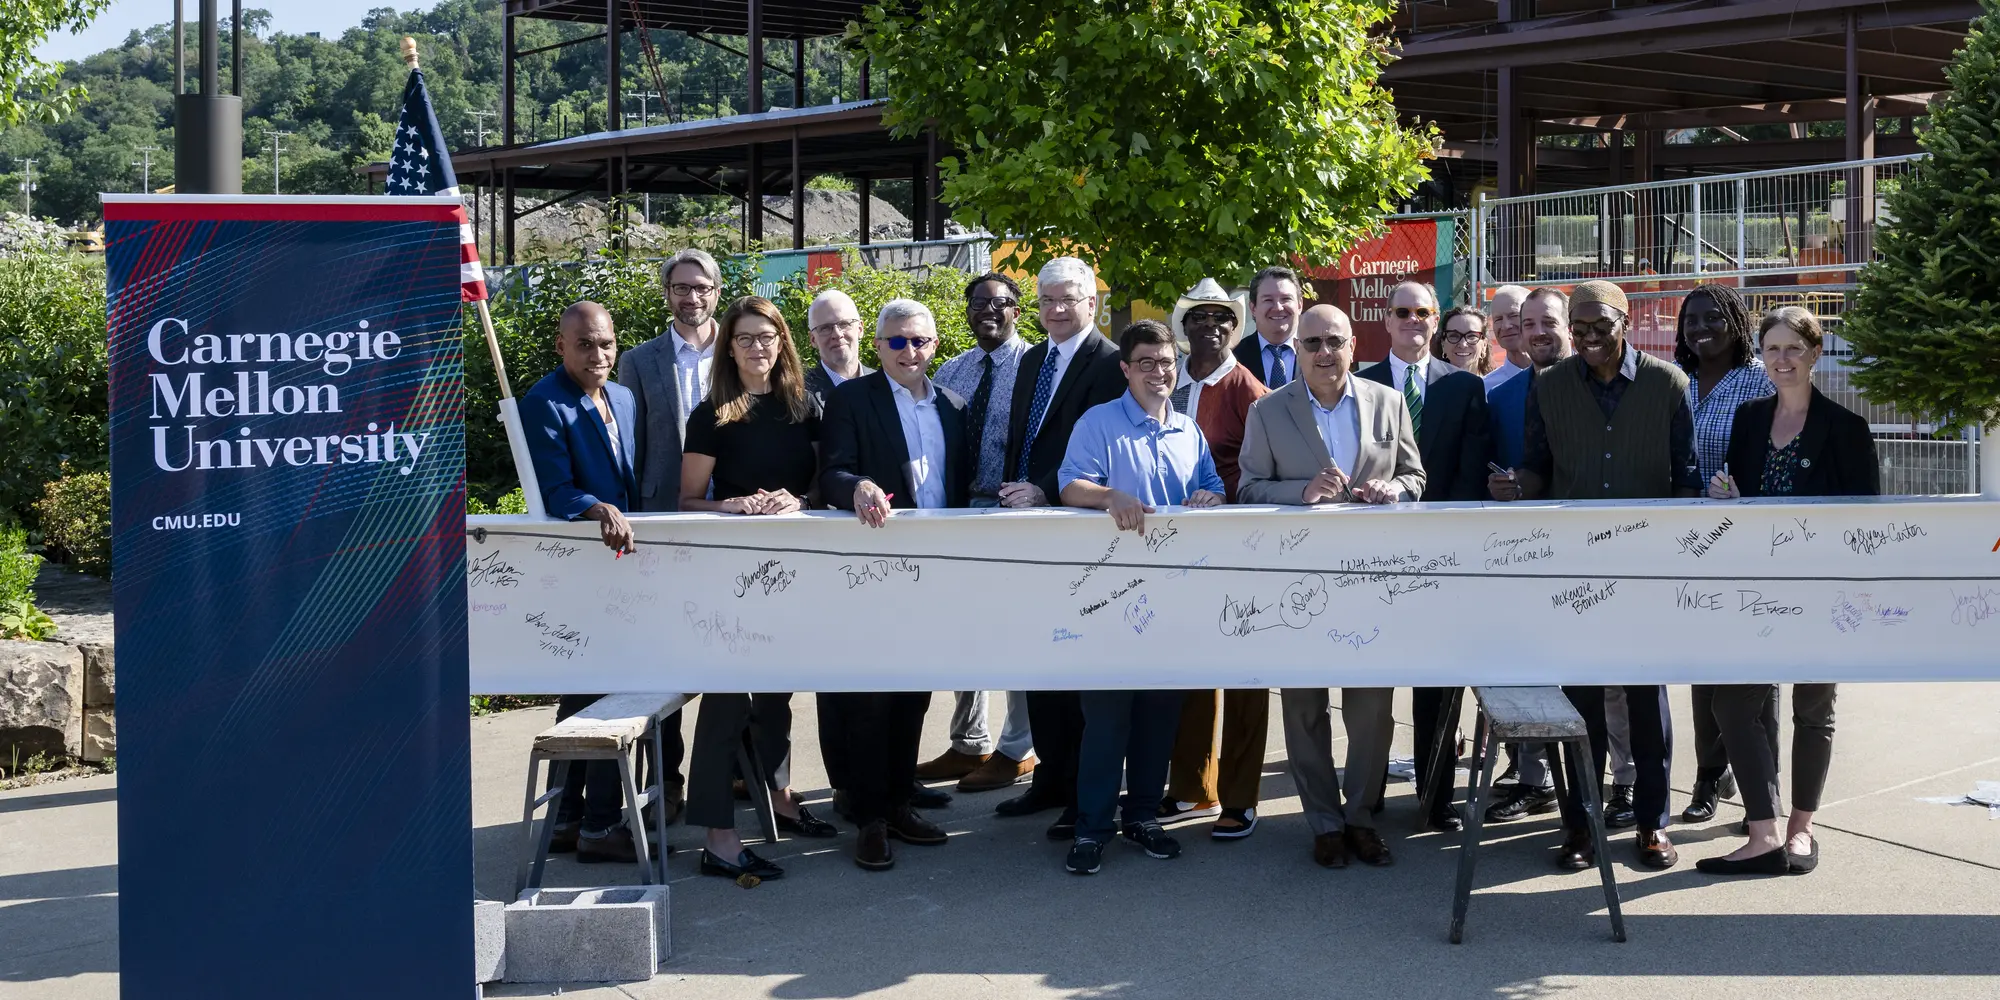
[680, 296, 835, 881]
[1699, 306, 1877, 878]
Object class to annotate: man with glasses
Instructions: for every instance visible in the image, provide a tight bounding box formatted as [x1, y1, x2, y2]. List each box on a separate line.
[993, 257, 1127, 839]
[1483, 284, 1532, 392]
[1493, 279, 1696, 873]
[818, 299, 972, 871]
[1359, 279, 1490, 834]
[804, 289, 875, 408]
[1055, 319, 1225, 874]
[1232, 265, 1305, 387]
[1238, 304, 1423, 869]
[922, 272, 1039, 794]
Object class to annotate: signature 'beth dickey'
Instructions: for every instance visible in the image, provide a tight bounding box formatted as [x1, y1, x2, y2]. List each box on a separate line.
[142, 316, 431, 475]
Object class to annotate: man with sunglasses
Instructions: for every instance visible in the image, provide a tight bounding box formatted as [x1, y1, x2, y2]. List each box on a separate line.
[921, 272, 1040, 794]
[803, 289, 875, 409]
[818, 298, 972, 871]
[1495, 279, 1697, 874]
[1055, 319, 1225, 874]
[1232, 265, 1305, 387]
[1359, 279, 1491, 834]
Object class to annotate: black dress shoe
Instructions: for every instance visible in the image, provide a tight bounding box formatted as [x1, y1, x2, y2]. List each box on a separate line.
[1682, 778, 1722, 823]
[887, 807, 949, 846]
[1695, 846, 1787, 876]
[1427, 803, 1463, 833]
[995, 788, 1062, 817]
[776, 802, 838, 839]
[1485, 785, 1557, 823]
[1555, 829, 1595, 871]
[1787, 835, 1819, 875]
[700, 847, 784, 880]
[855, 820, 894, 871]
[1046, 806, 1078, 841]
[1604, 784, 1638, 829]
[910, 782, 952, 809]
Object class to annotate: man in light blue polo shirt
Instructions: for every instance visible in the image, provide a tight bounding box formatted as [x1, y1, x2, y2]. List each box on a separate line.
[1055, 319, 1224, 874]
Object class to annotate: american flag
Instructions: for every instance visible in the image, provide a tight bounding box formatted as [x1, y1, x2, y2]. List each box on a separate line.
[387, 65, 487, 302]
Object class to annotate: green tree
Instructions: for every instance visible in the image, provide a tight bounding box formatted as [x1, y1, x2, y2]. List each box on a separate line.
[1844, 0, 2000, 431]
[852, 0, 1434, 306]
[0, 0, 109, 126]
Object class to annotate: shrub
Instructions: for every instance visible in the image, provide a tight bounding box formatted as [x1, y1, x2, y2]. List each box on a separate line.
[769, 250, 1044, 374]
[34, 468, 111, 578]
[466, 487, 528, 515]
[0, 526, 54, 641]
[0, 247, 108, 528]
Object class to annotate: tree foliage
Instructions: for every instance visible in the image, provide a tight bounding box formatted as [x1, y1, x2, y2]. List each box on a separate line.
[0, 0, 109, 127]
[0, 239, 106, 527]
[853, 0, 1435, 306]
[1844, 0, 2000, 429]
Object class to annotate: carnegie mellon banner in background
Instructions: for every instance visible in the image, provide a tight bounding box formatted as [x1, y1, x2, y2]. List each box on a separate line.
[1304, 217, 1458, 364]
[103, 195, 472, 999]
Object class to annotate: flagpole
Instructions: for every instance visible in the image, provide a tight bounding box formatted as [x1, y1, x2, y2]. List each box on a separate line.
[403, 36, 545, 517]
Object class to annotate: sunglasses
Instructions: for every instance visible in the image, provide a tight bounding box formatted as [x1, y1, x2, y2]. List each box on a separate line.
[1298, 335, 1348, 354]
[1393, 306, 1436, 320]
[1184, 311, 1237, 329]
[880, 335, 935, 351]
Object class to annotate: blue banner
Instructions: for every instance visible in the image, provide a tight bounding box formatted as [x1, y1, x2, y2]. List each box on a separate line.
[105, 195, 472, 998]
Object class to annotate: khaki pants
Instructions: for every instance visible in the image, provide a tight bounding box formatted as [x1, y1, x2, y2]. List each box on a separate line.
[1165, 689, 1270, 810]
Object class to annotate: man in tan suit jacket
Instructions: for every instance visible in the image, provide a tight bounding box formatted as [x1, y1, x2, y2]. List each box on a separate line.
[1238, 304, 1425, 870]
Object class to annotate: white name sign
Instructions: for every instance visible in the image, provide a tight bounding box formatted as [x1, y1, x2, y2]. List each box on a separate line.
[467, 497, 2000, 693]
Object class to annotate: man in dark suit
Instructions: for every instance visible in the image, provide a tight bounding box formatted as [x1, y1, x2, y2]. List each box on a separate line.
[818, 298, 971, 871]
[803, 288, 875, 407]
[991, 257, 1126, 839]
[1232, 265, 1305, 387]
[1360, 279, 1491, 833]
[518, 301, 644, 864]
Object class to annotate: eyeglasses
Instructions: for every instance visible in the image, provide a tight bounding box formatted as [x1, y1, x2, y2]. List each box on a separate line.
[1571, 319, 1621, 339]
[732, 333, 781, 350]
[880, 335, 934, 351]
[809, 318, 862, 337]
[1126, 357, 1176, 373]
[1184, 311, 1237, 329]
[668, 283, 719, 298]
[1297, 335, 1348, 354]
[1442, 330, 1485, 345]
[1038, 295, 1091, 311]
[968, 296, 1019, 314]
[1392, 306, 1436, 320]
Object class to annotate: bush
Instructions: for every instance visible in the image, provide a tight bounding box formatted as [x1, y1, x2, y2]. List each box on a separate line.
[466, 487, 528, 515]
[769, 251, 1044, 374]
[0, 526, 54, 642]
[0, 247, 108, 528]
[34, 469, 111, 579]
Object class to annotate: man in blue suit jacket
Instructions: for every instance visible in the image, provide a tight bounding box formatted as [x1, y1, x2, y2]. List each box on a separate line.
[515, 300, 643, 863]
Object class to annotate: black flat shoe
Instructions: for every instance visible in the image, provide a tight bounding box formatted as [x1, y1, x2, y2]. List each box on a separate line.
[1694, 847, 1788, 876]
[995, 789, 1063, 817]
[700, 847, 784, 880]
[776, 802, 838, 839]
[910, 782, 953, 809]
[1787, 836, 1819, 875]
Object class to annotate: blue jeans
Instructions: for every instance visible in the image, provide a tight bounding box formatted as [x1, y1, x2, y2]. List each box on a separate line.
[1075, 690, 1182, 842]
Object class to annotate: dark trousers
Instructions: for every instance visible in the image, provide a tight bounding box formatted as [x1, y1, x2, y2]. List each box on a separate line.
[1412, 687, 1461, 813]
[1076, 690, 1182, 841]
[551, 694, 626, 833]
[1689, 684, 1730, 781]
[1714, 683, 1837, 821]
[685, 693, 791, 830]
[819, 691, 932, 825]
[816, 693, 850, 793]
[1024, 690, 1085, 806]
[1557, 685, 1674, 832]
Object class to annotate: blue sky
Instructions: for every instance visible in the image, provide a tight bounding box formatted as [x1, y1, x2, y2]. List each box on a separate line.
[34, 1, 441, 61]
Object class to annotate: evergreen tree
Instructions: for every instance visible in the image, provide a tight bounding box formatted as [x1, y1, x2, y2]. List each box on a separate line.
[1843, 0, 2000, 430]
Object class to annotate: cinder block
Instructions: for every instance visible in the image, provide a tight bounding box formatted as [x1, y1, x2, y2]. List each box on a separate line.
[474, 900, 506, 983]
[503, 885, 669, 983]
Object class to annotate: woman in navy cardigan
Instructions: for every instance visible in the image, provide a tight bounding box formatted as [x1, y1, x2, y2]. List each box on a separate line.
[1699, 306, 1877, 877]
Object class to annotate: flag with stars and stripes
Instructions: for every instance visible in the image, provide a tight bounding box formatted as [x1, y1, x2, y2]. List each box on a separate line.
[387, 65, 487, 302]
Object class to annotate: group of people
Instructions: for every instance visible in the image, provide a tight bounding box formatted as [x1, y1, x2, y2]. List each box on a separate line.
[518, 246, 1878, 881]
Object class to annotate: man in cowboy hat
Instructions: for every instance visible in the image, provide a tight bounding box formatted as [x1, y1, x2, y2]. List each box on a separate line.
[1155, 278, 1274, 838]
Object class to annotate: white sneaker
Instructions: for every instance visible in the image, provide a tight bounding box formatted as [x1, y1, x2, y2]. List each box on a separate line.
[1156, 798, 1222, 823]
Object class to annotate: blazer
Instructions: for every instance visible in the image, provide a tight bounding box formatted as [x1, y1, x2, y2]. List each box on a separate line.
[1237, 378, 1426, 504]
[519, 368, 640, 520]
[1002, 332, 1127, 500]
[1724, 387, 1879, 498]
[804, 361, 876, 411]
[1360, 355, 1491, 501]
[820, 371, 973, 511]
[1234, 332, 1293, 387]
[1486, 366, 1534, 476]
[615, 328, 706, 512]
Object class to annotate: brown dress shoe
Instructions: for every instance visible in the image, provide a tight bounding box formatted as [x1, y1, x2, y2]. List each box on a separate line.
[1555, 828, 1595, 871]
[547, 821, 580, 854]
[887, 807, 949, 846]
[958, 752, 1036, 793]
[915, 748, 990, 781]
[1312, 832, 1349, 869]
[1344, 826, 1394, 866]
[1637, 828, 1678, 869]
[576, 826, 639, 864]
[856, 820, 894, 871]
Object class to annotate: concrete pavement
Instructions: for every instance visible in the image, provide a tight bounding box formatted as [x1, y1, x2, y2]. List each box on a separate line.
[5, 683, 1998, 999]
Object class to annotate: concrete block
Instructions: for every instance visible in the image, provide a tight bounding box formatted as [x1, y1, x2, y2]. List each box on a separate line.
[80, 707, 116, 763]
[503, 885, 669, 983]
[0, 639, 84, 760]
[79, 642, 114, 708]
[474, 900, 506, 983]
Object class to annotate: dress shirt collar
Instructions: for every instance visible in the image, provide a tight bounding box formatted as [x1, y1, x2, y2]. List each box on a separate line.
[669, 325, 715, 360]
[1117, 391, 1182, 430]
[1048, 329, 1089, 363]
[887, 374, 935, 405]
[1387, 351, 1430, 392]
[1177, 352, 1238, 389]
[1308, 382, 1353, 416]
[821, 361, 856, 386]
[976, 334, 1027, 361]
[1618, 341, 1639, 381]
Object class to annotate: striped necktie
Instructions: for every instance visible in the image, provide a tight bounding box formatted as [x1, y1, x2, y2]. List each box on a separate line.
[1403, 364, 1423, 435]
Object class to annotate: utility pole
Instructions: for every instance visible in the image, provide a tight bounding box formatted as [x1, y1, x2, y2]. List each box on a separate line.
[133, 146, 159, 192]
[262, 130, 290, 194]
[19, 159, 35, 215]
[463, 110, 496, 147]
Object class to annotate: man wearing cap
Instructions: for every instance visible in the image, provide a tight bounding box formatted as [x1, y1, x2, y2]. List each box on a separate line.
[1157, 279, 1272, 838]
[1493, 278, 1697, 872]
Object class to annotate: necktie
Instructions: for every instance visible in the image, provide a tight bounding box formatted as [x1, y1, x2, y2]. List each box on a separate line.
[966, 353, 995, 456]
[1266, 344, 1290, 388]
[1016, 349, 1059, 480]
[1403, 364, 1423, 436]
